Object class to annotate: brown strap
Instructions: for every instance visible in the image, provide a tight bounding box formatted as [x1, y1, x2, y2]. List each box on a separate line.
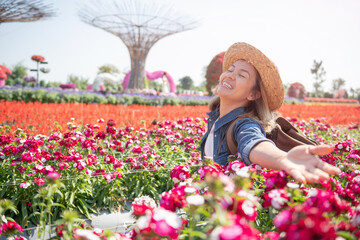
[275, 117, 317, 146]
[225, 116, 243, 155]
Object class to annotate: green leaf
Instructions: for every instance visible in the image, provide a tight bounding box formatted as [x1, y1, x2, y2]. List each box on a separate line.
[337, 231, 356, 240]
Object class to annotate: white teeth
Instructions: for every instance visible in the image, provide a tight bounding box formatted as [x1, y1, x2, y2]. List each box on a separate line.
[222, 82, 232, 89]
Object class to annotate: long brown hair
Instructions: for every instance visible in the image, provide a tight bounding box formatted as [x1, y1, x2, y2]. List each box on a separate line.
[209, 70, 278, 133]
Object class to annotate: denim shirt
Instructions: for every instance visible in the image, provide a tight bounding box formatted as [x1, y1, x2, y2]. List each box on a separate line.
[200, 107, 274, 166]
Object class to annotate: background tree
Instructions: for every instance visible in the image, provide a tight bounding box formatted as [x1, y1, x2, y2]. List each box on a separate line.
[177, 76, 194, 90]
[310, 60, 326, 97]
[332, 78, 346, 93]
[205, 52, 225, 95]
[5, 64, 27, 86]
[287, 82, 306, 99]
[68, 74, 89, 90]
[0, 0, 55, 24]
[98, 64, 120, 74]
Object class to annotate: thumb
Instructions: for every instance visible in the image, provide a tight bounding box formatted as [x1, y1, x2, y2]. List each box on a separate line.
[308, 145, 333, 156]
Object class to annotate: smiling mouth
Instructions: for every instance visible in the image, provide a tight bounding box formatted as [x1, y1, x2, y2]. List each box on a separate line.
[221, 81, 233, 89]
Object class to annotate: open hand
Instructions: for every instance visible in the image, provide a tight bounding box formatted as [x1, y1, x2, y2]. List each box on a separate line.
[280, 145, 341, 184]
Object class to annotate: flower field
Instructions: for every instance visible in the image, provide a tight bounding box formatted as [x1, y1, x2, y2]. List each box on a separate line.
[1, 101, 359, 136]
[0, 101, 359, 239]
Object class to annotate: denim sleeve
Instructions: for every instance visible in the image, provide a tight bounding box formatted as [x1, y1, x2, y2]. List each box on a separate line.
[233, 118, 275, 165]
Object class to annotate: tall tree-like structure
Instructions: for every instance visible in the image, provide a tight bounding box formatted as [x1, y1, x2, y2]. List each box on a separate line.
[0, 0, 55, 24]
[79, 0, 197, 90]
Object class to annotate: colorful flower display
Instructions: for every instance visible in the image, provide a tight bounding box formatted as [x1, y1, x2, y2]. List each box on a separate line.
[31, 55, 45, 62]
[0, 101, 359, 239]
[0, 101, 359, 136]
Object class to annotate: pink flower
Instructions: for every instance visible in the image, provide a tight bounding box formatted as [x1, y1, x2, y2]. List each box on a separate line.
[58, 162, 69, 170]
[210, 214, 260, 239]
[262, 170, 288, 191]
[132, 196, 157, 216]
[159, 185, 187, 212]
[262, 231, 280, 240]
[33, 178, 45, 187]
[48, 172, 60, 179]
[97, 118, 105, 123]
[107, 119, 116, 127]
[1, 221, 23, 234]
[262, 189, 289, 209]
[225, 160, 246, 174]
[274, 205, 336, 239]
[304, 189, 350, 215]
[19, 182, 30, 189]
[197, 165, 221, 180]
[17, 166, 26, 173]
[133, 208, 182, 239]
[170, 165, 190, 185]
[132, 146, 142, 153]
[103, 172, 114, 183]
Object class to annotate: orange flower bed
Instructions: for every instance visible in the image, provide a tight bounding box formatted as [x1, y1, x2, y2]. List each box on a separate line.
[1, 101, 359, 135]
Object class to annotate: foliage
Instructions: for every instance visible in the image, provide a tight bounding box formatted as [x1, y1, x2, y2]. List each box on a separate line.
[0, 87, 211, 107]
[98, 64, 120, 74]
[177, 76, 194, 90]
[310, 60, 326, 97]
[5, 64, 28, 86]
[205, 52, 225, 95]
[67, 74, 89, 90]
[332, 78, 346, 93]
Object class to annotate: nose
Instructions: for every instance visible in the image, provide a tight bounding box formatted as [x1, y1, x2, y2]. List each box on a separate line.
[221, 71, 235, 81]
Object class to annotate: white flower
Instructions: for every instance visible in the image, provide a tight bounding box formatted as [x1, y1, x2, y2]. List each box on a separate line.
[74, 229, 100, 240]
[241, 200, 255, 216]
[354, 175, 360, 183]
[1, 215, 8, 224]
[231, 163, 242, 171]
[137, 215, 151, 230]
[271, 197, 286, 209]
[186, 195, 205, 206]
[210, 226, 222, 240]
[93, 228, 103, 234]
[184, 187, 197, 193]
[153, 208, 182, 229]
[20, 182, 31, 189]
[307, 188, 318, 197]
[286, 182, 299, 189]
[236, 167, 250, 178]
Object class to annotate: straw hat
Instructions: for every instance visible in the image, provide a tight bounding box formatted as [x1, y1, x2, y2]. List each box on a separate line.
[223, 42, 284, 111]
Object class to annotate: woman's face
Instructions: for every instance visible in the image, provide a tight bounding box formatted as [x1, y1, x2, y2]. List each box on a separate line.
[216, 59, 259, 106]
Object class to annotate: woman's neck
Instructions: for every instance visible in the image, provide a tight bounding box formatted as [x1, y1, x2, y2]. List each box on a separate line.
[219, 99, 248, 118]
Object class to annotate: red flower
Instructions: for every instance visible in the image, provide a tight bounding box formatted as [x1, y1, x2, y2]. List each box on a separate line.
[33, 177, 45, 187]
[31, 55, 45, 62]
[1, 221, 23, 234]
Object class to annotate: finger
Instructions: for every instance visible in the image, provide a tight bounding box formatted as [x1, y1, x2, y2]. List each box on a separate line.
[287, 168, 305, 183]
[301, 169, 320, 184]
[316, 160, 342, 175]
[308, 145, 333, 156]
[307, 166, 330, 181]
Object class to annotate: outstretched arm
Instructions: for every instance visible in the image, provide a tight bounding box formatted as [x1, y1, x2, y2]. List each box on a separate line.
[249, 141, 341, 183]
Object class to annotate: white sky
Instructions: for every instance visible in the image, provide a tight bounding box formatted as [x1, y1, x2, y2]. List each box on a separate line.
[1, 0, 360, 93]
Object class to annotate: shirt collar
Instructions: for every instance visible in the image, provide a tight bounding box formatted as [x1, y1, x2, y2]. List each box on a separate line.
[212, 107, 245, 131]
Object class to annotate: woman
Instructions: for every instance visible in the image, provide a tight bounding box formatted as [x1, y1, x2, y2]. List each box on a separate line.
[200, 42, 340, 184]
